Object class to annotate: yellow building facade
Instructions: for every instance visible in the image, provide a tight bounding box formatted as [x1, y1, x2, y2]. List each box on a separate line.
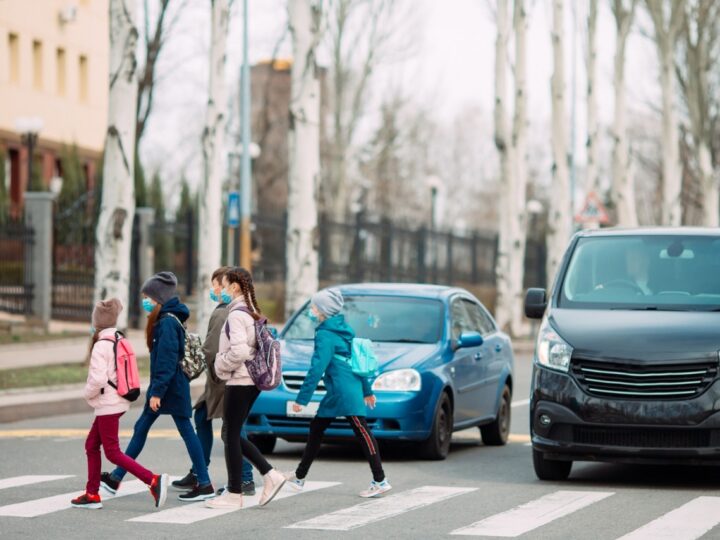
[0, 0, 108, 216]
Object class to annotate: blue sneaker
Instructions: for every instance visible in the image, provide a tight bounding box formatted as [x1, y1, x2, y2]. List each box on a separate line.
[359, 479, 392, 498]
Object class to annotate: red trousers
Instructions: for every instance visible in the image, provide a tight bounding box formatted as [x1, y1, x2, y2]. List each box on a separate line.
[85, 412, 154, 495]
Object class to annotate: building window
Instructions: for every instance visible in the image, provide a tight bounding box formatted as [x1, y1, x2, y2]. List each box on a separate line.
[33, 40, 43, 90]
[8, 33, 19, 84]
[56, 48, 66, 95]
[78, 55, 88, 102]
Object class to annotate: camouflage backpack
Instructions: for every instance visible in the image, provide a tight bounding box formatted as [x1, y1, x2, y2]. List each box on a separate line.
[165, 314, 207, 381]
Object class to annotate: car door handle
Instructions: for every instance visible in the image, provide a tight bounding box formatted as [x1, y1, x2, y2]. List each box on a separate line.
[474, 352, 483, 361]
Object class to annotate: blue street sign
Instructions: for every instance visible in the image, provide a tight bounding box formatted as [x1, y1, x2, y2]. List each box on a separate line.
[227, 191, 240, 227]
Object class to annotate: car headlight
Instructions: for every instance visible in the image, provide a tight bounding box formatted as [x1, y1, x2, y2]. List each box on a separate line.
[372, 369, 422, 392]
[536, 318, 573, 373]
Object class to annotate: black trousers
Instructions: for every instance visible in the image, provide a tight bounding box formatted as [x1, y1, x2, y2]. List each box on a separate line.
[296, 415, 385, 482]
[223, 385, 272, 494]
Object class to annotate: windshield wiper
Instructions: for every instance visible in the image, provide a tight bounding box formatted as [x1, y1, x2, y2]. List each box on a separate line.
[611, 306, 689, 312]
[382, 339, 427, 344]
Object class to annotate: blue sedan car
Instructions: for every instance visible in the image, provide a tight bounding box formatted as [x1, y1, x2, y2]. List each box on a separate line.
[246, 284, 515, 460]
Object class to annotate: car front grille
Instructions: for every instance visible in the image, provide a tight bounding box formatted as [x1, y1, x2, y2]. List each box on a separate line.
[571, 426, 712, 448]
[571, 357, 718, 400]
[282, 371, 326, 394]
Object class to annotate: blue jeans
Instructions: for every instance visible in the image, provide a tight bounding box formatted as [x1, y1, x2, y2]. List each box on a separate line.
[112, 409, 211, 487]
[194, 402, 253, 482]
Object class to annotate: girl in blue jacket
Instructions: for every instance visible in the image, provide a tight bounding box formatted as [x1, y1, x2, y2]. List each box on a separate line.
[288, 288, 392, 498]
[100, 272, 215, 502]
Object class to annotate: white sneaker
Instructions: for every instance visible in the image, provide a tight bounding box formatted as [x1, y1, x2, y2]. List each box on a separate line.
[205, 490, 243, 509]
[359, 479, 392, 498]
[259, 469, 286, 506]
[284, 472, 305, 492]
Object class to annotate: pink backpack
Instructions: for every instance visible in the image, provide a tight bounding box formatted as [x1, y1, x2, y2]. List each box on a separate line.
[101, 331, 141, 402]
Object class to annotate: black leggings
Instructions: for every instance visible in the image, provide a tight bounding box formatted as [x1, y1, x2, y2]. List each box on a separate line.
[223, 385, 272, 493]
[296, 416, 385, 482]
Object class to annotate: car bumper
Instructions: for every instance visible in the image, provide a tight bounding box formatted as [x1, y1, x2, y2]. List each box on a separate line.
[247, 385, 434, 441]
[531, 366, 720, 465]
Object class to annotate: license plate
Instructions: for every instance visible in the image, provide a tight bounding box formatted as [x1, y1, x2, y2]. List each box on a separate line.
[286, 401, 319, 418]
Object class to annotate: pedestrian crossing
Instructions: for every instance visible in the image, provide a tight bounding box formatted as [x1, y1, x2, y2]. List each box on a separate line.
[1, 474, 720, 538]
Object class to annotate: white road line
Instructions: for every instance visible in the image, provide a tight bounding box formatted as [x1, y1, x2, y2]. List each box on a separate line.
[128, 481, 340, 524]
[0, 480, 149, 518]
[286, 485, 477, 531]
[511, 399, 530, 408]
[616, 497, 720, 540]
[0, 475, 74, 491]
[450, 490, 614, 537]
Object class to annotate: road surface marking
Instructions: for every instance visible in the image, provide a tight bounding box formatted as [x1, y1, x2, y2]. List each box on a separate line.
[511, 399, 530, 408]
[450, 490, 614, 537]
[286, 485, 477, 531]
[0, 480, 150, 517]
[616, 497, 720, 540]
[0, 475, 73, 491]
[129, 481, 340, 524]
[0, 429, 199, 439]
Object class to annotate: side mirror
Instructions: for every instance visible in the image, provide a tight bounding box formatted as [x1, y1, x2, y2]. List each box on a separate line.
[456, 331, 484, 349]
[524, 288, 547, 319]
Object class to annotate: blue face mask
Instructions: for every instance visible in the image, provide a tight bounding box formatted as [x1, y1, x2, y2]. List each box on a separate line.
[90, 326, 96, 335]
[220, 289, 232, 304]
[307, 308, 320, 323]
[209, 290, 220, 303]
[142, 298, 155, 313]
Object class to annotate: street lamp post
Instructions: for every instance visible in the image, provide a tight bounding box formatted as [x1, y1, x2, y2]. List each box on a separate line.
[15, 117, 44, 191]
[426, 175, 442, 284]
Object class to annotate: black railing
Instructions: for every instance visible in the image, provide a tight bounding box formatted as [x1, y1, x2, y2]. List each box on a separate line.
[0, 218, 34, 315]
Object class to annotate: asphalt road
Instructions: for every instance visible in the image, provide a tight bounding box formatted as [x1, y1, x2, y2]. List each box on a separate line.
[2, 352, 720, 539]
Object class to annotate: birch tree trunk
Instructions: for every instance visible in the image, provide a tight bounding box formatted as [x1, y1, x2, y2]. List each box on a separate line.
[646, 0, 684, 226]
[585, 0, 600, 197]
[546, 0, 572, 289]
[493, 0, 513, 332]
[94, 0, 139, 330]
[611, 0, 638, 227]
[286, 0, 322, 318]
[197, 0, 229, 337]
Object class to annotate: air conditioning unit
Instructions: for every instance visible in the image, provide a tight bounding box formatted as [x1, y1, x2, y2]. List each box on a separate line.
[59, 5, 78, 24]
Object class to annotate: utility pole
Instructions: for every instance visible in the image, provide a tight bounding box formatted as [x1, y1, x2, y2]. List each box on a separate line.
[239, 0, 253, 270]
[569, 0, 578, 230]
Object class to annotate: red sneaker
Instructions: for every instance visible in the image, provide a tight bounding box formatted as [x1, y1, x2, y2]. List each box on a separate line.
[71, 492, 103, 509]
[149, 473, 169, 508]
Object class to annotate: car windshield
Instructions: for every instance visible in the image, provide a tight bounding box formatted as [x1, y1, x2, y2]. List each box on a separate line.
[559, 235, 720, 311]
[282, 295, 444, 343]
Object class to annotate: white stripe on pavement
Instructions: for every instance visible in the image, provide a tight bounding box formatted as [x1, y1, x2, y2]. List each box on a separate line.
[616, 497, 720, 540]
[0, 480, 149, 518]
[0, 475, 74, 491]
[450, 490, 614, 537]
[128, 481, 340, 524]
[511, 399, 530, 408]
[286, 485, 477, 531]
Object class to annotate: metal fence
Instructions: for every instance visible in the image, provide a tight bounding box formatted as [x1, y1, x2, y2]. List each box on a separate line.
[0, 217, 34, 315]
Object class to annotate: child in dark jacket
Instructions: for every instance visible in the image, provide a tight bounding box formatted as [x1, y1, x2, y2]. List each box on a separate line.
[100, 272, 215, 502]
[288, 288, 392, 498]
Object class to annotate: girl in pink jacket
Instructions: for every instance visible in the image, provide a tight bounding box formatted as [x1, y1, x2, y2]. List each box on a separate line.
[71, 299, 169, 510]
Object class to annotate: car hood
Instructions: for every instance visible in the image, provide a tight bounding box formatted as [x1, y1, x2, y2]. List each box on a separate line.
[550, 308, 720, 360]
[281, 340, 440, 371]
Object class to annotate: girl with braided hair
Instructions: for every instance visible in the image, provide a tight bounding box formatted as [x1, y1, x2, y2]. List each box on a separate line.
[207, 267, 286, 509]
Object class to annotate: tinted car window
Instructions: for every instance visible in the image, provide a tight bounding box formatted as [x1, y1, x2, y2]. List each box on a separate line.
[560, 235, 720, 310]
[464, 301, 496, 336]
[283, 296, 444, 343]
[451, 299, 476, 341]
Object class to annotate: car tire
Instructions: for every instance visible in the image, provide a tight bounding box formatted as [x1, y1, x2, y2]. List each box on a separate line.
[248, 434, 277, 455]
[532, 448, 572, 481]
[418, 392, 453, 460]
[480, 385, 512, 446]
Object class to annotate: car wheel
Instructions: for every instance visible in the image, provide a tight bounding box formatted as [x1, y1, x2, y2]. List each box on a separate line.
[532, 448, 572, 481]
[418, 392, 453, 460]
[480, 385, 512, 446]
[248, 434, 277, 454]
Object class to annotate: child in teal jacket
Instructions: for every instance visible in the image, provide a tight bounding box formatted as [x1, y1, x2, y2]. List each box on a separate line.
[288, 288, 392, 498]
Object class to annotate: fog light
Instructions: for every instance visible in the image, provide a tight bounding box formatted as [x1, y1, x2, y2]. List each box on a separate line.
[539, 414, 552, 427]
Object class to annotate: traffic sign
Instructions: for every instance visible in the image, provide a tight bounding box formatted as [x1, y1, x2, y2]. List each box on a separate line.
[575, 191, 610, 225]
[227, 191, 240, 227]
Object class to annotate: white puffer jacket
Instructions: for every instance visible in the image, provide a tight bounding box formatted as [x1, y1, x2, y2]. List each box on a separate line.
[83, 328, 130, 416]
[215, 297, 257, 386]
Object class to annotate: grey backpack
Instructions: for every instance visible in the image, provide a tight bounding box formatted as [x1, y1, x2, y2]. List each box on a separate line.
[165, 314, 206, 380]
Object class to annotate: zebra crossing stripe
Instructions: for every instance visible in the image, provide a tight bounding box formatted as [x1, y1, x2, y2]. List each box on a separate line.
[450, 490, 614, 537]
[0, 480, 149, 517]
[616, 496, 720, 540]
[128, 481, 341, 524]
[0, 475, 74, 491]
[286, 486, 477, 531]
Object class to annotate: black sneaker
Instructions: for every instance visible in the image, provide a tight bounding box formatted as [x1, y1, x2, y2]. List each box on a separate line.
[178, 483, 215, 502]
[171, 470, 197, 491]
[242, 481, 256, 496]
[100, 472, 120, 495]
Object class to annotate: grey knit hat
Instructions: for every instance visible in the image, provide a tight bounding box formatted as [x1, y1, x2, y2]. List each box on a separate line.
[92, 298, 123, 330]
[311, 288, 344, 318]
[141, 271, 178, 305]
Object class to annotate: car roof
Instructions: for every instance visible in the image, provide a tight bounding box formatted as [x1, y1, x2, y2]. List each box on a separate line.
[334, 283, 462, 300]
[576, 227, 720, 238]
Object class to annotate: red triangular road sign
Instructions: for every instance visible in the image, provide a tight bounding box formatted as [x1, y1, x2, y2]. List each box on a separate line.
[575, 191, 610, 224]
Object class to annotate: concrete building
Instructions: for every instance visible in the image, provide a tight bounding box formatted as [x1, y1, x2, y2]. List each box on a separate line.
[0, 0, 108, 217]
